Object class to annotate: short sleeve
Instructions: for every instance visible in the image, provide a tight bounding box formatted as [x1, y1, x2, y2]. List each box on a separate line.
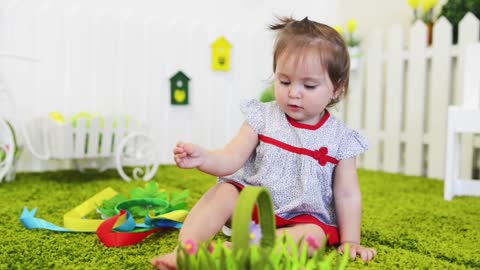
[240, 99, 266, 134]
[336, 129, 369, 160]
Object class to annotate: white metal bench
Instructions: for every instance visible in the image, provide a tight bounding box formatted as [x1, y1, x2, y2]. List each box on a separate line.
[0, 86, 159, 182]
[444, 42, 480, 200]
[23, 114, 160, 182]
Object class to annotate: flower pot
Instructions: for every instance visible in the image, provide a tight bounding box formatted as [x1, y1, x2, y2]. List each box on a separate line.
[348, 46, 361, 71]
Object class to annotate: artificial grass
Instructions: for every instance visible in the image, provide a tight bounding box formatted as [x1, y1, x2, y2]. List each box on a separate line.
[0, 166, 479, 270]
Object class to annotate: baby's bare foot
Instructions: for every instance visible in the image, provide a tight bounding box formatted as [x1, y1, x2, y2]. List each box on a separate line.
[151, 252, 177, 270]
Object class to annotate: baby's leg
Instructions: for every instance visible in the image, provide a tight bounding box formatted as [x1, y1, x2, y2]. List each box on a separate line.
[276, 223, 326, 256]
[151, 182, 240, 270]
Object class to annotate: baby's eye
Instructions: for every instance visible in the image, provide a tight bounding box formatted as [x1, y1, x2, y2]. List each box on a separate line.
[305, 85, 317, 89]
[280, 81, 290, 86]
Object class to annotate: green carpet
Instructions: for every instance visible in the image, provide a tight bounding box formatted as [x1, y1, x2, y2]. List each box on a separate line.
[0, 166, 479, 269]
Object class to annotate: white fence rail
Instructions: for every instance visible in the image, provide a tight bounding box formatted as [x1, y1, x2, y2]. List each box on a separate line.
[1, 0, 479, 180]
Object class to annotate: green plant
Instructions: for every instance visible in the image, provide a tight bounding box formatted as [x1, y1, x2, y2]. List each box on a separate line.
[0, 120, 22, 180]
[176, 187, 350, 270]
[97, 182, 188, 218]
[260, 85, 275, 103]
[439, 0, 480, 43]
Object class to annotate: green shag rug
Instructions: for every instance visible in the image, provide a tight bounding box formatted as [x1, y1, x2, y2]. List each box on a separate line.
[0, 166, 479, 270]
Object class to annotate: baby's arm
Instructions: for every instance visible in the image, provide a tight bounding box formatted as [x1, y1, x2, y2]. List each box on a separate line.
[174, 121, 258, 176]
[333, 158, 376, 262]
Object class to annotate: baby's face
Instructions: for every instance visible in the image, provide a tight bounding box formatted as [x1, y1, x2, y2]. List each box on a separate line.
[274, 48, 336, 125]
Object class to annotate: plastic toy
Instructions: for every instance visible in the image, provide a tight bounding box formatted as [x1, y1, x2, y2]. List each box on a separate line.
[20, 182, 189, 247]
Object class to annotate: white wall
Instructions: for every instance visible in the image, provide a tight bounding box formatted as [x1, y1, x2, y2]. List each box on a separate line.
[0, 0, 340, 172]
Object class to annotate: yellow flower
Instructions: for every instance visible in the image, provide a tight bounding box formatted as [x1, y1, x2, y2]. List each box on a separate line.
[347, 19, 358, 34]
[333, 25, 344, 35]
[49, 111, 65, 124]
[423, 0, 438, 12]
[407, 0, 421, 9]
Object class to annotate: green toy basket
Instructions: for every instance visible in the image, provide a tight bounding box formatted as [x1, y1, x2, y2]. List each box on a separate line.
[177, 186, 349, 270]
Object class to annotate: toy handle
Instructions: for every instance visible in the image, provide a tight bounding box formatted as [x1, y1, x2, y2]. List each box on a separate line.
[231, 186, 276, 254]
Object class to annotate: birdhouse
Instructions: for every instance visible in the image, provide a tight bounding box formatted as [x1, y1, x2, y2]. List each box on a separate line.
[211, 36, 232, 71]
[170, 71, 190, 105]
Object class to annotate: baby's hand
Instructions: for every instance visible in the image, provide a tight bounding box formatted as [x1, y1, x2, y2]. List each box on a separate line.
[173, 142, 205, 169]
[338, 242, 376, 262]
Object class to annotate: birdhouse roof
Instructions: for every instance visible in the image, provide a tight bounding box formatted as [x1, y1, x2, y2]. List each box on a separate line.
[211, 36, 232, 49]
[170, 71, 190, 82]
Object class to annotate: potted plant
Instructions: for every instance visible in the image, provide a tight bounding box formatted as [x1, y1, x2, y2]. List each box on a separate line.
[334, 19, 362, 71]
[438, 0, 480, 44]
[407, 0, 440, 45]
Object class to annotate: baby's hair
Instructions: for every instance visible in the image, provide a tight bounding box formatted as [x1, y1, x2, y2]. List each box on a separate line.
[269, 16, 350, 107]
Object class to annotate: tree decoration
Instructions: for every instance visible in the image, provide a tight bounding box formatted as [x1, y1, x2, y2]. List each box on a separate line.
[211, 36, 232, 71]
[97, 182, 189, 219]
[439, 0, 480, 44]
[170, 71, 190, 105]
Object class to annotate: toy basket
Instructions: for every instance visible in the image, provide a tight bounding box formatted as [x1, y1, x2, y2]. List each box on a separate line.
[177, 187, 349, 270]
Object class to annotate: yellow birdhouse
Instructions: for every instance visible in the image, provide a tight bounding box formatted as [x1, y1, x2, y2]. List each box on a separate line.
[211, 36, 232, 71]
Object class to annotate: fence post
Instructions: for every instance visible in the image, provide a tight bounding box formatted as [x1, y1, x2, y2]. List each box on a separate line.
[404, 21, 428, 176]
[427, 17, 452, 179]
[383, 24, 404, 173]
[363, 29, 383, 171]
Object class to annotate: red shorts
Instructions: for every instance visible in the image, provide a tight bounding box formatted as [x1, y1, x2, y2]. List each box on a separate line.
[226, 181, 340, 246]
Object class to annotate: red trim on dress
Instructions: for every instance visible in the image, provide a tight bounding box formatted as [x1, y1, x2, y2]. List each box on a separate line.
[258, 135, 338, 166]
[287, 110, 330, 130]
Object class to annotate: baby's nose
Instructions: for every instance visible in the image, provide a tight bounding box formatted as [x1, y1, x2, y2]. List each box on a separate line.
[288, 86, 301, 98]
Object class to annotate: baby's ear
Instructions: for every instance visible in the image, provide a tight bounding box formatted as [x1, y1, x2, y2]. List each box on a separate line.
[333, 87, 344, 99]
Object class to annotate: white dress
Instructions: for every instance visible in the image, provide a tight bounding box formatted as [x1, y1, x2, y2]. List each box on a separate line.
[219, 99, 368, 227]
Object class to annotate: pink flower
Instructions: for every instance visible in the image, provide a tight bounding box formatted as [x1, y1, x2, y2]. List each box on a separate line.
[183, 239, 198, 255]
[306, 235, 320, 250]
[208, 242, 215, 253]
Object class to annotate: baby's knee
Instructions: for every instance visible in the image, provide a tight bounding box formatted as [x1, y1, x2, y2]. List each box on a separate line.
[204, 183, 240, 210]
[277, 223, 326, 243]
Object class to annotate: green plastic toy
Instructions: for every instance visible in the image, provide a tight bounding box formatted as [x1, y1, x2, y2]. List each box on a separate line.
[176, 186, 350, 270]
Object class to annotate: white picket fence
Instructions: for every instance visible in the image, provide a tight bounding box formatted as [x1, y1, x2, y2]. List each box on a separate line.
[1, 0, 479, 180]
[337, 13, 480, 180]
